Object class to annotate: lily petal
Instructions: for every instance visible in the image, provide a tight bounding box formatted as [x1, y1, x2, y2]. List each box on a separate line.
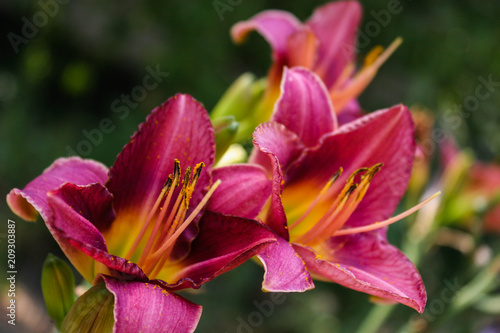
[252, 121, 305, 239]
[45, 183, 110, 282]
[257, 236, 314, 292]
[286, 30, 318, 68]
[47, 183, 147, 283]
[6, 157, 108, 222]
[103, 276, 202, 333]
[231, 10, 302, 63]
[272, 67, 337, 147]
[159, 211, 276, 290]
[107, 94, 214, 217]
[105, 94, 215, 256]
[307, 1, 362, 88]
[293, 233, 426, 313]
[207, 164, 272, 219]
[337, 99, 363, 126]
[287, 105, 415, 230]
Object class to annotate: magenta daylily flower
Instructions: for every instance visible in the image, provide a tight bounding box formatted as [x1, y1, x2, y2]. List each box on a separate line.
[7, 94, 276, 332]
[231, 0, 401, 117]
[250, 67, 428, 312]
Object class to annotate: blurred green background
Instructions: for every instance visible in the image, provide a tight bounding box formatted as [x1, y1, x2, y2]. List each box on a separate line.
[1, 0, 499, 332]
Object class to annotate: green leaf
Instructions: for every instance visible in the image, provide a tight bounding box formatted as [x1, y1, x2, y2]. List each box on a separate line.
[475, 295, 500, 314]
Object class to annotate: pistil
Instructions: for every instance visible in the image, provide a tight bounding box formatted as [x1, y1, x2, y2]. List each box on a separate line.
[330, 37, 403, 110]
[332, 191, 441, 236]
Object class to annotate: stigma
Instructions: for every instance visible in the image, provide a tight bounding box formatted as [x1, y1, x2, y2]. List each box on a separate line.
[125, 159, 220, 277]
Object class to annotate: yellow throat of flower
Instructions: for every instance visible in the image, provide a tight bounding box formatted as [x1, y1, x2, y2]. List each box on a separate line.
[125, 159, 220, 278]
[286, 163, 439, 247]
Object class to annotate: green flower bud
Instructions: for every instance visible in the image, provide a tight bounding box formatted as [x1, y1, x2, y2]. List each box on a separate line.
[61, 282, 115, 333]
[211, 72, 266, 142]
[212, 116, 239, 163]
[41, 254, 76, 329]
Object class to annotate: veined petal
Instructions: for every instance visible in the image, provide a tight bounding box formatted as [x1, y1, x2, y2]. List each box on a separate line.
[257, 236, 314, 292]
[287, 105, 415, 231]
[272, 67, 337, 147]
[46, 183, 111, 282]
[47, 183, 147, 283]
[252, 122, 305, 239]
[157, 211, 276, 290]
[6, 157, 108, 222]
[103, 276, 202, 333]
[293, 233, 426, 313]
[105, 94, 215, 256]
[252, 122, 305, 176]
[307, 1, 362, 88]
[207, 164, 272, 219]
[286, 30, 318, 68]
[231, 10, 302, 63]
[107, 94, 214, 216]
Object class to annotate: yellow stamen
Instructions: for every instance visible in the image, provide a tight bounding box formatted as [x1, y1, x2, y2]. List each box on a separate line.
[125, 160, 181, 260]
[153, 162, 205, 251]
[293, 164, 382, 245]
[331, 62, 356, 92]
[137, 164, 202, 267]
[330, 37, 403, 110]
[333, 191, 441, 236]
[143, 179, 221, 275]
[363, 45, 384, 67]
[294, 184, 353, 245]
[124, 159, 215, 280]
[289, 168, 343, 230]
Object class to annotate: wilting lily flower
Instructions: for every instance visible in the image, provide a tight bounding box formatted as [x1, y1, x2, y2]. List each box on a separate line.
[232, 0, 401, 121]
[7, 94, 275, 332]
[251, 67, 430, 312]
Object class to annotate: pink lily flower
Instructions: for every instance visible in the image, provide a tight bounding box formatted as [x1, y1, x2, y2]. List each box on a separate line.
[440, 139, 500, 233]
[251, 67, 428, 312]
[468, 163, 500, 233]
[7, 94, 276, 332]
[232, 1, 401, 119]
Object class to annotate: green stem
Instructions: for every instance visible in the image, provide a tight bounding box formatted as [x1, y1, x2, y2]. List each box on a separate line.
[354, 303, 396, 333]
